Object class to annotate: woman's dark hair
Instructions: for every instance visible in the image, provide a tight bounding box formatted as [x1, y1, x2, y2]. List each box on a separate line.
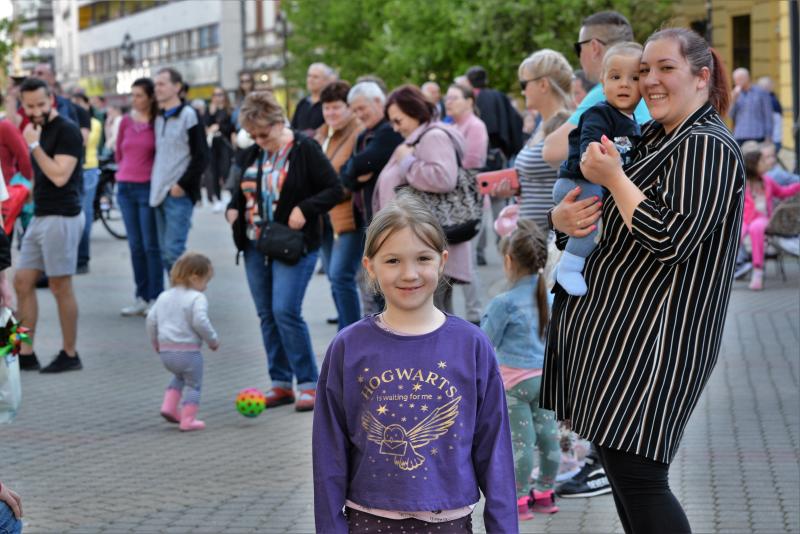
[743, 148, 764, 184]
[319, 81, 352, 104]
[238, 71, 255, 101]
[212, 86, 232, 113]
[646, 28, 730, 116]
[131, 77, 158, 123]
[499, 219, 549, 337]
[384, 84, 435, 124]
[447, 83, 478, 116]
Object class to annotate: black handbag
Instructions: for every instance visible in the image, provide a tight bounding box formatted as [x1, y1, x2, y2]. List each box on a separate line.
[402, 126, 483, 244]
[0, 226, 10, 271]
[253, 149, 306, 264]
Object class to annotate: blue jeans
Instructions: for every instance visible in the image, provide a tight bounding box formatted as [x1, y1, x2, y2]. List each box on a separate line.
[77, 167, 100, 267]
[154, 194, 194, 274]
[553, 177, 604, 257]
[243, 242, 319, 390]
[118, 182, 164, 301]
[0, 501, 21, 534]
[321, 228, 364, 330]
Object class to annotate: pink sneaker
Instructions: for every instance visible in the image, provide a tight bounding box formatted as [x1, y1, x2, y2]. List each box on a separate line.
[749, 268, 764, 291]
[517, 495, 534, 521]
[530, 489, 559, 514]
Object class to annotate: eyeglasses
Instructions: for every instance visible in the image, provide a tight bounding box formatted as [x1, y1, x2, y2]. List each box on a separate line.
[573, 37, 606, 56]
[519, 76, 545, 92]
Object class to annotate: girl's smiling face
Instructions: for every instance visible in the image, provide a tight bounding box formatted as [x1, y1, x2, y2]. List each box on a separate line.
[363, 227, 448, 314]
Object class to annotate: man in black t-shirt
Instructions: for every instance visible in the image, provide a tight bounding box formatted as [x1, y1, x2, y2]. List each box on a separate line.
[290, 62, 334, 136]
[14, 78, 86, 374]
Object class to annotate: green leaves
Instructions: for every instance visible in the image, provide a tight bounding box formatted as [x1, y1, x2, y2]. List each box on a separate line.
[285, 0, 673, 94]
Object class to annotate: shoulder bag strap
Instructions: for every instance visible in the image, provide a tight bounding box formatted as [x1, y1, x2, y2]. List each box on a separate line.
[408, 125, 464, 168]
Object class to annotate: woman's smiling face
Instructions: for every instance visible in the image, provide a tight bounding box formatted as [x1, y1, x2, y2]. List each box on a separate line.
[639, 38, 710, 133]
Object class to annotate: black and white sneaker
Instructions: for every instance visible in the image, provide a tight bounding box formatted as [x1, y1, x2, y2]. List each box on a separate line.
[555, 454, 611, 498]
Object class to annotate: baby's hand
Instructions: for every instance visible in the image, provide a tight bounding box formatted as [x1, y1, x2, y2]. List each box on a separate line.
[209, 340, 220, 351]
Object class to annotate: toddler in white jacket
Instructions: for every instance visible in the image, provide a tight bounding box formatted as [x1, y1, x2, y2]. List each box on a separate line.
[146, 252, 219, 431]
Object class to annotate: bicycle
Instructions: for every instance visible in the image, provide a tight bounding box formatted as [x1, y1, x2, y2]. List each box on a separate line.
[94, 156, 127, 240]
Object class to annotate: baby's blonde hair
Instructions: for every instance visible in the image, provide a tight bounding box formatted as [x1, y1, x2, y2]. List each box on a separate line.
[601, 41, 644, 77]
[170, 251, 213, 287]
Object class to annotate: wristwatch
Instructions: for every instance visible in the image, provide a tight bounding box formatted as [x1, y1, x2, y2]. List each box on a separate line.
[28, 141, 40, 152]
[546, 207, 555, 231]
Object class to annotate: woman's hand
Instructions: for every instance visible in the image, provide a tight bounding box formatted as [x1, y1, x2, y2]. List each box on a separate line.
[392, 144, 413, 163]
[225, 209, 238, 225]
[580, 135, 625, 189]
[0, 481, 22, 519]
[551, 186, 602, 238]
[169, 184, 186, 198]
[288, 206, 306, 230]
[491, 178, 519, 198]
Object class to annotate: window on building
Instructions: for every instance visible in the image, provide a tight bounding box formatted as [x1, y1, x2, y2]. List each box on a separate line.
[94, 1, 110, 23]
[208, 25, 219, 48]
[198, 26, 209, 50]
[732, 15, 751, 71]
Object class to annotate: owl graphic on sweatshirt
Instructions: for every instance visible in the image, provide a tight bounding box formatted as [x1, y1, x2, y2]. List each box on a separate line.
[361, 396, 461, 471]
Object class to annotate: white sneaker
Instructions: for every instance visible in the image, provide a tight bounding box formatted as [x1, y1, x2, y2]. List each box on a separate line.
[212, 200, 224, 213]
[120, 298, 149, 317]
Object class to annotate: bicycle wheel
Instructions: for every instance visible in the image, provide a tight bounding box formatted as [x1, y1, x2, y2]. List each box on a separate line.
[99, 179, 127, 240]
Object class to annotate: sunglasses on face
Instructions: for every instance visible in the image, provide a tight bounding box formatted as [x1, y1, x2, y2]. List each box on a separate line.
[519, 76, 545, 92]
[573, 37, 606, 56]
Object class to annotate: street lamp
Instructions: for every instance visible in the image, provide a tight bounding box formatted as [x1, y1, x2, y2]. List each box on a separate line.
[275, 9, 289, 111]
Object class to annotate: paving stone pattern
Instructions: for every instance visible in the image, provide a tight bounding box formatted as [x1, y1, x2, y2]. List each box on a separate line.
[2, 209, 798, 533]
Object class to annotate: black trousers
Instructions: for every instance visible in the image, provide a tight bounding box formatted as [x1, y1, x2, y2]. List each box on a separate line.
[596, 445, 691, 534]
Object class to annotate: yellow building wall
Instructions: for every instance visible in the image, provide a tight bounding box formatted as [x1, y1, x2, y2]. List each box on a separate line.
[673, 0, 794, 151]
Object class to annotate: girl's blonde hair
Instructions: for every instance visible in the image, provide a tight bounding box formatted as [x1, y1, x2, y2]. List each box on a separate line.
[170, 251, 213, 287]
[518, 49, 574, 110]
[364, 193, 447, 295]
[499, 219, 549, 337]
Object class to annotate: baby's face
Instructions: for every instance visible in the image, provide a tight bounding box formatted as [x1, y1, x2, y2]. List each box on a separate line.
[603, 55, 641, 115]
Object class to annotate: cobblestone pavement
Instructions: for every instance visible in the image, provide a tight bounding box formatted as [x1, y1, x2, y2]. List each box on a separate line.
[2, 207, 798, 533]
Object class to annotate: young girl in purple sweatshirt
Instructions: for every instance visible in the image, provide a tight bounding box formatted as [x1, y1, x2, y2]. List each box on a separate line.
[313, 194, 518, 534]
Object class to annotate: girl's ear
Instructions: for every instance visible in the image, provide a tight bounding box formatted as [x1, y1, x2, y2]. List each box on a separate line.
[362, 256, 375, 279]
[439, 249, 449, 272]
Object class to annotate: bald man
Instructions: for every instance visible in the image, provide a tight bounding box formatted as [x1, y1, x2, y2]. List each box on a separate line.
[291, 62, 335, 136]
[730, 68, 773, 145]
[421, 81, 446, 120]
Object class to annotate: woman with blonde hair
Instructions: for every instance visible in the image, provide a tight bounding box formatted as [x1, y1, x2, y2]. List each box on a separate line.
[226, 91, 343, 412]
[494, 49, 574, 231]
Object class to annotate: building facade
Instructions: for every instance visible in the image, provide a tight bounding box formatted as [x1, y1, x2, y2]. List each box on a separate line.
[52, 0, 287, 101]
[674, 0, 797, 157]
[10, 0, 57, 77]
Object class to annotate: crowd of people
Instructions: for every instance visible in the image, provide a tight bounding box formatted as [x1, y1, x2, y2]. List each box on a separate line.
[1, 7, 798, 534]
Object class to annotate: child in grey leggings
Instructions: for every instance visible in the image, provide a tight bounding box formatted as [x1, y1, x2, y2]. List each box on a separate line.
[146, 252, 219, 432]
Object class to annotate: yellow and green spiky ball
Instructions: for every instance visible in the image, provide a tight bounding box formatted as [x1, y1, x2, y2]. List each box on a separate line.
[236, 388, 266, 418]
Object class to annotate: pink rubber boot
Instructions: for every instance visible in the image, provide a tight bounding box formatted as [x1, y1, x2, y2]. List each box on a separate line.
[179, 404, 206, 432]
[160, 389, 181, 423]
[517, 495, 534, 521]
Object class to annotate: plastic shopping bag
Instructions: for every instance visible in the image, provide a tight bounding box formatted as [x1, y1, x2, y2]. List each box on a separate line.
[0, 307, 24, 424]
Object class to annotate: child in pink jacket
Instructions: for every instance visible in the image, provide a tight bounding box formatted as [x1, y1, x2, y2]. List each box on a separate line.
[741, 148, 800, 290]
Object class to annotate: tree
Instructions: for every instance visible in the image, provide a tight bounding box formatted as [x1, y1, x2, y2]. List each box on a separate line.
[0, 17, 18, 75]
[285, 0, 673, 95]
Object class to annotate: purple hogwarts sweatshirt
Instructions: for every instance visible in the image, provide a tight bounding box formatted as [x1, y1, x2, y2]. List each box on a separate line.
[312, 315, 518, 534]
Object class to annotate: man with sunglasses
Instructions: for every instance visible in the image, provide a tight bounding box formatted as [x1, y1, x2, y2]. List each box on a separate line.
[543, 11, 651, 167]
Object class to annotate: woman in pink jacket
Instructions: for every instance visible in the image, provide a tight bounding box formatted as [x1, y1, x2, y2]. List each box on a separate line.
[741, 147, 800, 290]
[373, 85, 470, 313]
